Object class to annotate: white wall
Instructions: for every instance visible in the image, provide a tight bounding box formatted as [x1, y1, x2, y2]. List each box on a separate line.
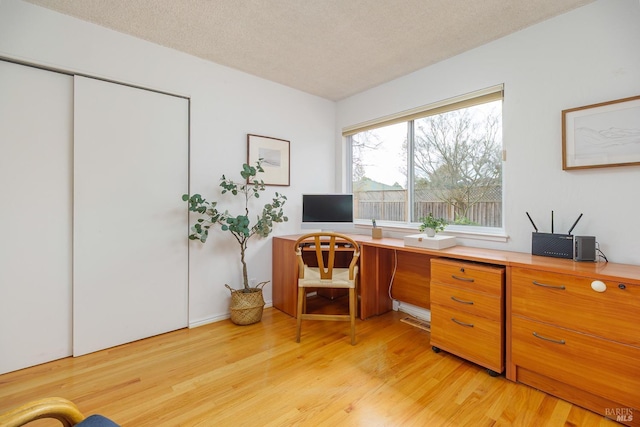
[0, 0, 336, 325]
[337, 0, 640, 265]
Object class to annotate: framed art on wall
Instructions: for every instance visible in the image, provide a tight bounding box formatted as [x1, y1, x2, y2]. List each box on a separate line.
[562, 95, 640, 170]
[247, 134, 290, 186]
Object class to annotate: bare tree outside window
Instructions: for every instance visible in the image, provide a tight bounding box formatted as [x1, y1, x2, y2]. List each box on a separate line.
[414, 101, 502, 226]
[351, 123, 407, 222]
[351, 130, 383, 182]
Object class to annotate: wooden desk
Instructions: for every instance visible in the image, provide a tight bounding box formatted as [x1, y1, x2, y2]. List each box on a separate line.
[273, 235, 418, 320]
[272, 233, 640, 425]
[274, 234, 544, 320]
[273, 233, 640, 318]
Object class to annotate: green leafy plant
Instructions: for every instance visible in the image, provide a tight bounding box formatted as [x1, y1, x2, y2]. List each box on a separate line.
[418, 213, 448, 234]
[182, 160, 288, 292]
[453, 216, 477, 226]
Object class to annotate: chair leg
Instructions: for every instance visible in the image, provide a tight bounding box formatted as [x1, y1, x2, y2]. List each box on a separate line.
[349, 287, 356, 345]
[296, 287, 304, 343]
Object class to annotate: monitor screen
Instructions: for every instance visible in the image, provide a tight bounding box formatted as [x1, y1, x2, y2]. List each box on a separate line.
[301, 194, 354, 230]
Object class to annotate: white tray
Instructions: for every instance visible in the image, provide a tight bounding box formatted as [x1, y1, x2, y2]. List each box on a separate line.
[403, 233, 456, 250]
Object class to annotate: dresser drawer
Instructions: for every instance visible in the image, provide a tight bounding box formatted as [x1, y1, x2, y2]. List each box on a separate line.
[512, 315, 640, 410]
[431, 281, 502, 321]
[511, 267, 640, 347]
[431, 303, 503, 372]
[431, 258, 504, 296]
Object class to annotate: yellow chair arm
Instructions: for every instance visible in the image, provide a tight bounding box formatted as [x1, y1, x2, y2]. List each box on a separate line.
[0, 397, 86, 427]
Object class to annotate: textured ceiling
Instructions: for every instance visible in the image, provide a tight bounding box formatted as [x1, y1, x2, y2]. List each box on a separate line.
[25, 0, 595, 100]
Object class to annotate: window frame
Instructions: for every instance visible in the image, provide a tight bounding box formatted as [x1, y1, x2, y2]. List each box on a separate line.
[345, 85, 506, 241]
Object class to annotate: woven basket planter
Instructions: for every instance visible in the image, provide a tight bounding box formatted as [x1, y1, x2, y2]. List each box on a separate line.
[225, 282, 268, 325]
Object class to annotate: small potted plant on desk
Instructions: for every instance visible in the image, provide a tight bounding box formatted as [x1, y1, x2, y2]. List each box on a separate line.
[404, 213, 455, 250]
[418, 213, 448, 237]
[183, 160, 288, 325]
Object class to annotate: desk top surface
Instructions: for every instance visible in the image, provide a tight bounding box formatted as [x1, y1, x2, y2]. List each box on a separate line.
[275, 234, 640, 284]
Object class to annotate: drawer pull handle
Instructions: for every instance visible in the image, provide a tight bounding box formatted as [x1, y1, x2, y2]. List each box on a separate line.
[451, 318, 474, 327]
[533, 332, 565, 345]
[532, 280, 565, 290]
[451, 296, 474, 305]
[452, 275, 475, 283]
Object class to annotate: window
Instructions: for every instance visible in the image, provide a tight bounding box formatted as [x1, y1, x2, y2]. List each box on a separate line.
[346, 86, 503, 232]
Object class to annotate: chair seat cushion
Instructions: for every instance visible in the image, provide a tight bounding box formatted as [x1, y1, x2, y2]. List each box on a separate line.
[299, 266, 357, 288]
[77, 415, 121, 427]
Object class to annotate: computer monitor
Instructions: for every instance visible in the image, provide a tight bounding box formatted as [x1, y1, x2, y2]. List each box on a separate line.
[301, 193, 354, 231]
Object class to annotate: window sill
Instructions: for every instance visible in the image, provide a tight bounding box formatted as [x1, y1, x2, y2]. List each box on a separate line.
[353, 221, 509, 243]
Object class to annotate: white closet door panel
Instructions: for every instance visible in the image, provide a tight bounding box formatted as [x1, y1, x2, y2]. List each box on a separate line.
[73, 76, 188, 356]
[0, 61, 73, 374]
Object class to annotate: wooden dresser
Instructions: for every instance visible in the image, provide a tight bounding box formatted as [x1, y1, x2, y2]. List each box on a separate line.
[510, 266, 640, 426]
[430, 258, 505, 376]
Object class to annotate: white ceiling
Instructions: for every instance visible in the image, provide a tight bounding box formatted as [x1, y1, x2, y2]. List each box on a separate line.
[25, 0, 595, 101]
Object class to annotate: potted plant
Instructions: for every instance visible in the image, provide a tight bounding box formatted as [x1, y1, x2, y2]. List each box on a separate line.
[418, 213, 448, 237]
[182, 159, 288, 325]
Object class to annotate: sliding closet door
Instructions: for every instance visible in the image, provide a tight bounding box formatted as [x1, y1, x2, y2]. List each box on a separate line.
[73, 76, 188, 356]
[0, 61, 73, 374]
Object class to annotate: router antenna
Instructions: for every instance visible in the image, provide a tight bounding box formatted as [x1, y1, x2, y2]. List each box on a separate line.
[551, 210, 554, 234]
[526, 212, 538, 232]
[568, 213, 583, 235]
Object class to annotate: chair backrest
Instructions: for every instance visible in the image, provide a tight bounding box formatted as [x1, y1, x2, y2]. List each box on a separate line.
[294, 232, 360, 281]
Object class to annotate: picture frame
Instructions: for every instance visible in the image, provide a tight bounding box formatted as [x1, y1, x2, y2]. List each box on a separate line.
[247, 134, 290, 186]
[562, 95, 640, 170]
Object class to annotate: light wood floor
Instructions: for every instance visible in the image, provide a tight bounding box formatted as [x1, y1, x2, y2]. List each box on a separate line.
[0, 300, 621, 426]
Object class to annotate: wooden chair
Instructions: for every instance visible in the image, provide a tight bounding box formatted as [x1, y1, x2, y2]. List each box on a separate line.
[294, 232, 360, 345]
[0, 397, 119, 427]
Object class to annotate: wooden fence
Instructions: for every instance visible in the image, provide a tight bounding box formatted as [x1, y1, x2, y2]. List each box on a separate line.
[354, 188, 502, 227]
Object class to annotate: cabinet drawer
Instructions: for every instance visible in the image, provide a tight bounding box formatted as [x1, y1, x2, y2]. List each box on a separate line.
[431, 303, 503, 372]
[512, 315, 640, 410]
[431, 258, 504, 296]
[431, 281, 502, 321]
[511, 267, 640, 347]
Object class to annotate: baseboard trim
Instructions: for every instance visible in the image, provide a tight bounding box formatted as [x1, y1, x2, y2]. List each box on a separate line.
[189, 301, 273, 328]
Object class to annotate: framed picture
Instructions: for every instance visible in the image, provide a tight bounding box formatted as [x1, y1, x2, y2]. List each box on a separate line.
[247, 134, 290, 186]
[562, 95, 640, 170]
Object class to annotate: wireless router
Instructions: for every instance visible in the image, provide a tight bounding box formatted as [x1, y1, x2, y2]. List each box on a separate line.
[527, 211, 582, 259]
